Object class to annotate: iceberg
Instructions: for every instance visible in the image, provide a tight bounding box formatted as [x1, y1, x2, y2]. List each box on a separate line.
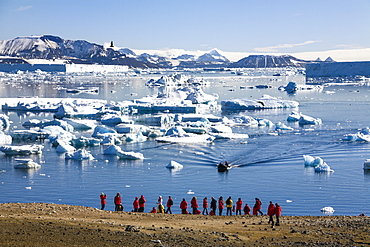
[63, 118, 96, 130]
[166, 160, 183, 169]
[233, 116, 259, 127]
[55, 141, 76, 153]
[65, 149, 94, 160]
[343, 127, 370, 142]
[103, 145, 122, 155]
[117, 150, 144, 160]
[92, 125, 117, 138]
[156, 133, 215, 143]
[278, 81, 323, 93]
[287, 111, 302, 122]
[100, 114, 133, 125]
[42, 119, 74, 132]
[11, 129, 49, 141]
[125, 132, 147, 142]
[221, 95, 299, 111]
[0, 114, 10, 131]
[275, 122, 294, 131]
[320, 206, 335, 215]
[14, 159, 41, 169]
[287, 112, 322, 125]
[101, 135, 122, 145]
[71, 136, 101, 148]
[303, 155, 334, 172]
[0, 131, 12, 145]
[22, 119, 46, 128]
[0, 144, 43, 155]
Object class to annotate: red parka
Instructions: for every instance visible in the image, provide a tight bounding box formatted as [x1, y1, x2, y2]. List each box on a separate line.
[267, 203, 275, 216]
[191, 198, 198, 208]
[114, 195, 122, 205]
[218, 198, 224, 209]
[100, 194, 107, 205]
[275, 205, 282, 216]
[139, 195, 146, 207]
[180, 200, 188, 210]
[236, 199, 243, 210]
[133, 197, 139, 209]
[254, 199, 262, 210]
[203, 198, 208, 208]
[166, 198, 173, 208]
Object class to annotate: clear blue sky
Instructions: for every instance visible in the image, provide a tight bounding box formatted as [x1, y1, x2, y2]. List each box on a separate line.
[0, 0, 369, 60]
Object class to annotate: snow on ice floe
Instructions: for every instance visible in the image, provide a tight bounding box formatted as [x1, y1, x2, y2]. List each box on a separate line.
[320, 206, 335, 215]
[65, 149, 94, 160]
[275, 122, 294, 131]
[166, 160, 183, 169]
[0, 144, 43, 155]
[100, 114, 133, 125]
[303, 155, 334, 172]
[221, 95, 299, 111]
[0, 131, 12, 145]
[156, 126, 215, 143]
[14, 158, 41, 169]
[278, 81, 323, 94]
[342, 127, 370, 142]
[55, 140, 76, 153]
[117, 150, 144, 160]
[103, 144, 122, 155]
[287, 111, 322, 125]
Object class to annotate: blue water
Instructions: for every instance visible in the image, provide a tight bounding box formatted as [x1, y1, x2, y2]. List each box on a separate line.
[1, 71, 370, 216]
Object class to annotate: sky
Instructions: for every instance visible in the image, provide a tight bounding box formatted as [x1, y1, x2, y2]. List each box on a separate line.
[0, 0, 369, 62]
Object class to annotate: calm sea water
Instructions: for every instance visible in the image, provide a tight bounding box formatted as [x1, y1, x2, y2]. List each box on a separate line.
[0, 71, 369, 216]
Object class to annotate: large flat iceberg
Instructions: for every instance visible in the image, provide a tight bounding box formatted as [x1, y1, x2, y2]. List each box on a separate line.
[221, 95, 299, 111]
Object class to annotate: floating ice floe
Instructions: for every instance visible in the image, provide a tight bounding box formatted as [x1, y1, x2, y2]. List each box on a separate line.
[166, 160, 183, 169]
[0, 114, 10, 131]
[0, 131, 12, 145]
[117, 150, 144, 160]
[55, 140, 76, 153]
[65, 149, 95, 160]
[303, 155, 334, 172]
[11, 129, 49, 141]
[63, 118, 96, 130]
[320, 206, 335, 215]
[125, 132, 147, 142]
[0, 145, 43, 155]
[71, 136, 101, 148]
[287, 111, 322, 125]
[14, 159, 41, 169]
[101, 114, 133, 125]
[103, 145, 122, 155]
[278, 81, 323, 93]
[221, 95, 299, 111]
[275, 122, 294, 131]
[232, 116, 259, 127]
[92, 125, 117, 138]
[101, 135, 122, 145]
[156, 126, 215, 143]
[343, 127, 370, 142]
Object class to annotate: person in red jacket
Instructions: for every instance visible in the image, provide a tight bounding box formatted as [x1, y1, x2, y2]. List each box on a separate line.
[180, 198, 188, 214]
[114, 192, 122, 212]
[165, 196, 173, 214]
[243, 203, 251, 215]
[132, 197, 139, 212]
[100, 193, 107, 210]
[150, 207, 157, 213]
[235, 198, 243, 215]
[275, 203, 282, 226]
[202, 197, 209, 215]
[218, 196, 224, 216]
[253, 198, 263, 216]
[190, 196, 198, 215]
[138, 195, 146, 212]
[267, 201, 276, 227]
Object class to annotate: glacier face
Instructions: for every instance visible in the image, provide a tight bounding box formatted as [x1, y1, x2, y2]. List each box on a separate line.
[306, 61, 370, 77]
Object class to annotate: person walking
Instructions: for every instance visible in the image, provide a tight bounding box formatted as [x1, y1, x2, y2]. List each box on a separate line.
[225, 196, 233, 216]
[275, 203, 282, 226]
[243, 203, 251, 215]
[210, 197, 217, 215]
[114, 192, 122, 212]
[191, 196, 198, 215]
[100, 193, 106, 210]
[267, 201, 275, 227]
[165, 196, 173, 214]
[235, 198, 243, 215]
[157, 196, 164, 213]
[202, 197, 209, 215]
[138, 195, 146, 212]
[253, 198, 263, 216]
[218, 196, 224, 216]
[132, 197, 139, 212]
[180, 198, 188, 214]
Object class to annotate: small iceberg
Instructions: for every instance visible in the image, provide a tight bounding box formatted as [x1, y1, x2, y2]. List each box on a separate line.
[14, 159, 41, 169]
[287, 111, 322, 125]
[103, 145, 122, 155]
[221, 95, 299, 111]
[65, 149, 94, 160]
[343, 127, 370, 142]
[166, 160, 183, 169]
[320, 206, 335, 215]
[55, 141, 76, 153]
[117, 150, 144, 160]
[0, 145, 43, 155]
[303, 155, 334, 172]
[275, 122, 294, 131]
[278, 81, 323, 93]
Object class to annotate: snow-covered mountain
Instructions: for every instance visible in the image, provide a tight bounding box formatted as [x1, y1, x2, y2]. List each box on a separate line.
[0, 35, 159, 68]
[230, 55, 309, 68]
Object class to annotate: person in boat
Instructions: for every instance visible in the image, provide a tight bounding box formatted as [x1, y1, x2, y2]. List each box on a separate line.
[225, 161, 229, 167]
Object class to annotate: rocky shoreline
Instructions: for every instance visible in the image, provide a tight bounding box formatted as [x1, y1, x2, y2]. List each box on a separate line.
[0, 203, 369, 246]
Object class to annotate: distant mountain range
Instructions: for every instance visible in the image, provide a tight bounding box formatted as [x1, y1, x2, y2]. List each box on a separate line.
[0, 35, 318, 69]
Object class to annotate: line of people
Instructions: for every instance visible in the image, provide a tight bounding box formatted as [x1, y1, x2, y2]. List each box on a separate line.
[101, 193, 282, 221]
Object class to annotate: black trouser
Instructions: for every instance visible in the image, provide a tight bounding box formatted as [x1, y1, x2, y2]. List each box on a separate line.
[268, 215, 274, 226]
[101, 204, 105, 210]
[276, 216, 280, 225]
[202, 208, 208, 215]
[182, 209, 187, 214]
[257, 209, 263, 215]
[138, 207, 144, 212]
[211, 207, 216, 214]
[236, 209, 241, 215]
[133, 208, 138, 212]
[219, 208, 223, 216]
[192, 207, 197, 214]
[226, 207, 232, 216]
[165, 207, 172, 214]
